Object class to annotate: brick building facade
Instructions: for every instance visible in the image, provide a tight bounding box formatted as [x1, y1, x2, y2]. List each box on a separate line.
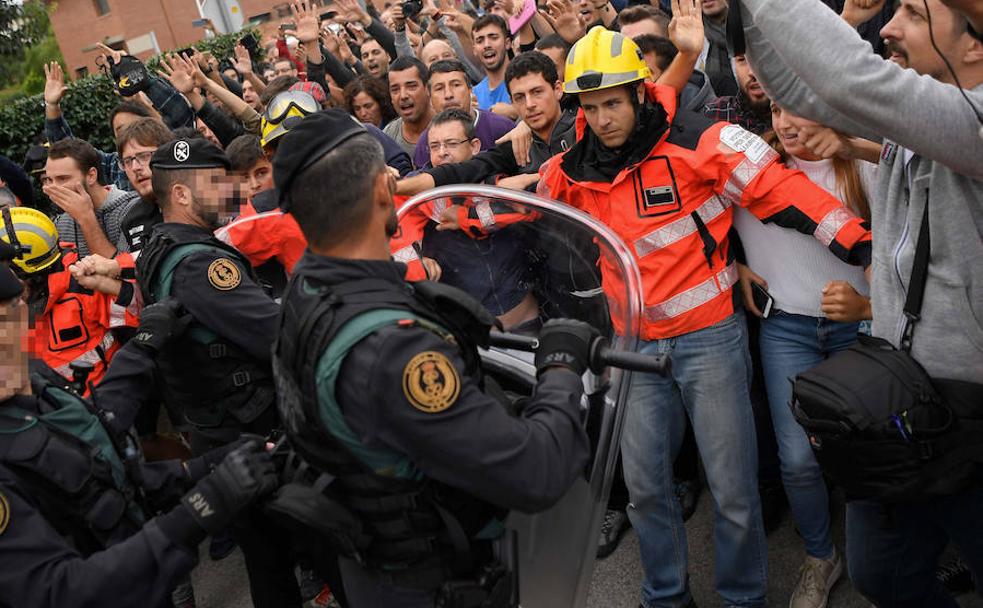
[48, 0, 287, 79]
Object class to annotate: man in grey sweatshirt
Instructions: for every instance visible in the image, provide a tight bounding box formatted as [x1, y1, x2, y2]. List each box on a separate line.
[737, 0, 982, 605]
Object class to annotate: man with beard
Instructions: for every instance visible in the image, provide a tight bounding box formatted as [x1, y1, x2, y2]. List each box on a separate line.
[700, 0, 740, 97]
[538, 27, 873, 608]
[270, 108, 592, 608]
[735, 0, 983, 604]
[115, 118, 175, 253]
[136, 138, 303, 607]
[703, 53, 771, 134]
[384, 56, 437, 160]
[472, 15, 519, 119]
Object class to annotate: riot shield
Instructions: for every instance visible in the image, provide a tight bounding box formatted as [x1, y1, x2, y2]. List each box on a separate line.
[397, 185, 644, 608]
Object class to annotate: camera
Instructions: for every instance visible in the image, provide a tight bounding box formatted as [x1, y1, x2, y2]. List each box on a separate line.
[402, 0, 423, 19]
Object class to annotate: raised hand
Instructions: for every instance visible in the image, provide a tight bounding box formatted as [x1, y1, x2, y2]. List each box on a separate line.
[669, 0, 704, 55]
[158, 54, 196, 95]
[96, 42, 125, 66]
[43, 61, 68, 106]
[335, 0, 371, 27]
[286, 1, 321, 43]
[544, 0, 584, 45]
[233, 43, 254, 75]
[841, 0, 886, 27]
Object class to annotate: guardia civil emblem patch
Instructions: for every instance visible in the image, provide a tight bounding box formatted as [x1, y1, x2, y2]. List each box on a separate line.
[207, 258, 241, 290]
[402, 351, 461, 413]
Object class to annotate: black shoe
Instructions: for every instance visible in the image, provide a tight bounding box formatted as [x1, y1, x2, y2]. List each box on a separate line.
[675, 478, 702, 522]
[759, 483, 787, 534]
[936, 557, 975, 596]
[597, 509, 630, 559]
[208, 529, 237, 561]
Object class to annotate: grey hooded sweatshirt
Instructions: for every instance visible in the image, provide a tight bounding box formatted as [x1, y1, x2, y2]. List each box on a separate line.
[739, 0, 983, 383]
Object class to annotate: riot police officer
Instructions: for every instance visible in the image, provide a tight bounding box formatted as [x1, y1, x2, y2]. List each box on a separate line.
[136, 137, 301, 606]
[270, 109, 594, 607]
[0, 241, 279, 608]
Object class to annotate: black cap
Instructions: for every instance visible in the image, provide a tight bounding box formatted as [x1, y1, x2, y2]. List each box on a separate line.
[0, 240, 23, 301]
[150, 138, 231, 171]
[272, 109, 367, 211]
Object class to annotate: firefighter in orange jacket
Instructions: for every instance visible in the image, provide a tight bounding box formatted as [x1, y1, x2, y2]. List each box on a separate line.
[537, 27, 872, 608]
[0, 207, 138, 392]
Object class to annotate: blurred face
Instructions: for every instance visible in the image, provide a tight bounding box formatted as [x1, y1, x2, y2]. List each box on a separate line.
[428, 120, 480, 166]
[0, 296, 29, 400]
[578, 84, 640, 149]
[733, 55, 769, 112]
[881, 0, 969, 82]
[421, 40, 457, 67]
[361, 40, 390, 77]
[473, 25, 509, 73]
[274, 59, 297, 78]
[620, 19, 664, 40]
[642, 52, 663, 80]
[538, 46, 567, 82]
[701, 0, 728, 19]
[509, 72, 562, 136]
[771, 104, 822, 161]
[389, 67, 431, 124]
[352, 91, 384, 126]
[187, 168, 243, 230]
[111, 112, 143, 139]
[242, 80, 262, 110]
[241, 159, 274, 198]
[429, 70, 472, 113]
[120, 141, 157, 199]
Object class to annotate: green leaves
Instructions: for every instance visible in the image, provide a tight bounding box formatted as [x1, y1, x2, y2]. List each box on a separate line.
[0, 28, 259, 165]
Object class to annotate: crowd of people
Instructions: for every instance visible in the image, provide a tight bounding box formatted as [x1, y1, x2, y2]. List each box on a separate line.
[0, 0, 981, 607]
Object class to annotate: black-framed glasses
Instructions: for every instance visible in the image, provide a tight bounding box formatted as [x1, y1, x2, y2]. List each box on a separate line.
[427, 138, 473, 153]
[119, 150, 154, 170]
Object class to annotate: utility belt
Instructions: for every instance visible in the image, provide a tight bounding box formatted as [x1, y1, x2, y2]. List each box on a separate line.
[264, 442, 517, 606]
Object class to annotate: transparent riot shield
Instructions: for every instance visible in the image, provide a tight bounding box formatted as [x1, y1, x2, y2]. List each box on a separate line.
[397, 185, 644, 608]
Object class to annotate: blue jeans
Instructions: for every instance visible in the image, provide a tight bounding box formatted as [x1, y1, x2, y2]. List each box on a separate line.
[846, 484, 983, 607]
[758, 310, 859, 559]
[622, 312, 767, 608]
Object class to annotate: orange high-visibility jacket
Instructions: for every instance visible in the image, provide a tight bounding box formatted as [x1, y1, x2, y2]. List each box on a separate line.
[30, 246, 140, 389]
[215, 200, 307, 274]
[539, 83, 872, 341]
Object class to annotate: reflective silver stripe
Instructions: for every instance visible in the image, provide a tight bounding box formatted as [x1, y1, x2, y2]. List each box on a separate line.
[429, 199, 449, 222]
[110, 301, 127, 327]
[475, 201, 496, 231]
[392, 245, 418, 264]
[814, 207, 856, 247]
[633, 195, 730, 258]
[644, 263, 738, 322]
[721, 148, 779, 204]
[53, 333, 115, 377]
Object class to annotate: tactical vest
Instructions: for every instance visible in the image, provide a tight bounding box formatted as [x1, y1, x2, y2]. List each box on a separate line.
[137, 234, 274, 429]
[272, 270, 504, 589]
[0, 374, 145, 555]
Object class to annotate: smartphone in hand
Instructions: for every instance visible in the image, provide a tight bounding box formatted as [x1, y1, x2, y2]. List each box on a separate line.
[751, 282, 774, 318]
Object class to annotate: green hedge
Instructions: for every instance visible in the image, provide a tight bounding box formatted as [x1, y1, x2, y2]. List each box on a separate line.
[0, 28, 259, 165]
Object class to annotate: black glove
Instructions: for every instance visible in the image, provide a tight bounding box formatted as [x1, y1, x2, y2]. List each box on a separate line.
[183, 434, 260, 482]
[534, 319, 600, 377]
[109, 54, 150, 97]
[181, 437, 278, 534]
[133, 298, 188, 354]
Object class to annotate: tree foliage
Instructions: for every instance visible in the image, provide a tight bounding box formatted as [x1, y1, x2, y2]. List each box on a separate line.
[0, 0, 49, 86]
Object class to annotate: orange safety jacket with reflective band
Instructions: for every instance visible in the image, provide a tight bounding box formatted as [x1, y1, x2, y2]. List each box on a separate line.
[215, 200, 307, 275]
[391, 194, 539, 281]
[29, 246, 140, 391]
[538, 83, 872, 341]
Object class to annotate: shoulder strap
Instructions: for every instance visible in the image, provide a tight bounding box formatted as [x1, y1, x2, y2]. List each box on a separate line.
[901, 191, 931, 353]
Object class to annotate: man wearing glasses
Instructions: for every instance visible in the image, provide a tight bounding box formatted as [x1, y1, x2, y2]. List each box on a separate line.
[115, 118, 176, 253]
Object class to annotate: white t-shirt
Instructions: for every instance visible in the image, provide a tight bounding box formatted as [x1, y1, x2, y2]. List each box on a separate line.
[732, 156, 876, 318]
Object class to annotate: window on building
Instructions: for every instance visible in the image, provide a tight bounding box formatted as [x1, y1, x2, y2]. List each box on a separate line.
[75, 66, 89, 78]
[93, 0, 110, 16]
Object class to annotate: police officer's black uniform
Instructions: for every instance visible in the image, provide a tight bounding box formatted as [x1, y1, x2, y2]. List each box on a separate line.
[268, 111, 593, 608]
[135, 138, 300, 607]
[0, 248, 277, 608]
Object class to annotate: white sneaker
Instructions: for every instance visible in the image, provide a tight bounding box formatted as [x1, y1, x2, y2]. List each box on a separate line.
[789, 548, 844, 608]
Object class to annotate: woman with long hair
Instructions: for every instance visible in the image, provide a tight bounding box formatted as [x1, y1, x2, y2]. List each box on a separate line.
[734, 101, 881, 608]
[343, 75, 397, 128]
